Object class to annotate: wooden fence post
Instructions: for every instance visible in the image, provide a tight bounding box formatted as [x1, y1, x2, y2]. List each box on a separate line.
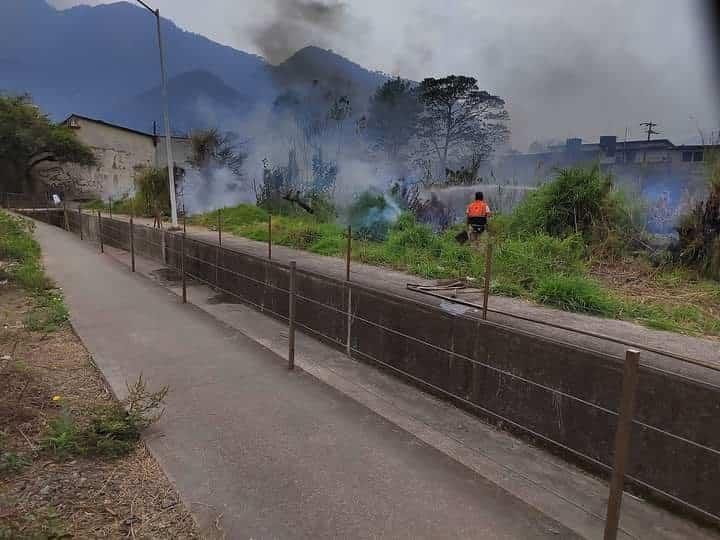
[108, 196, 112, 220]
[604, 349, 641, 540]
[181, 228, 187, 304]
[346, 225, 352, 282]
[130, 215, 136, 272]
[482, 242, 493, 320]
[218, 208, 222, 245]
[78, 207, 83, 240]
[63, 201, 69, 231]
[346, 285, 352, 358]
[97, 210, 104, 253]
[268, 214, 272, 260]
[288, 261, 296, 370]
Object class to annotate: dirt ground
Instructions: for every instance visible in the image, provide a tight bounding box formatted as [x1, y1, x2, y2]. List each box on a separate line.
[0, 286, 200, 539]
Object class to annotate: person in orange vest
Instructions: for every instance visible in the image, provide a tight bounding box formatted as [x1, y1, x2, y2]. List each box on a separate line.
[466, 191, 491, 241]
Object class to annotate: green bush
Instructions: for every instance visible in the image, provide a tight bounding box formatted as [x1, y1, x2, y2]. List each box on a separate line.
[508, 166, 642, 256]
[41, 375, 168, 460]
[348, 190, 399, 241]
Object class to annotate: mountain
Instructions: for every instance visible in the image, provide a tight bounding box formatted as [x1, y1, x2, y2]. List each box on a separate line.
[271, 46, 386, 102]
[105, 70, 251, 134]
[0, 0, 268, 122]
[0, 1, 388, 132]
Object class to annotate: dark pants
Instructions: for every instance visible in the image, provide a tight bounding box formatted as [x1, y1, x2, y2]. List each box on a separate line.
[467, 216, 487, 235]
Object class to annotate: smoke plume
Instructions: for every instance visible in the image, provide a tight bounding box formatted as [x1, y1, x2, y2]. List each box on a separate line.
[251, 0, 350, 65]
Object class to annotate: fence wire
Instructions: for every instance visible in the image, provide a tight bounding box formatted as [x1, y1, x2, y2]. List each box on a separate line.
[18, 208, 720, 525]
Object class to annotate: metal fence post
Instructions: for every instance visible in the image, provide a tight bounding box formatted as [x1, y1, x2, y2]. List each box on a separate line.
[97, 210, 104, 253]
[346, 284, 352, 357]
[482, 241, 493, 320]
[79, 207, 83, 240]
[288, 261, 296, 370]
[268, 214, 272, 260]
[218, 208, 222, 246]
[63, 201, 69, 231]
[130, 215, 136, 272]
[604, 349, 641, 540]
[181, 229, 187, 304]
[346, 225, 352, 282]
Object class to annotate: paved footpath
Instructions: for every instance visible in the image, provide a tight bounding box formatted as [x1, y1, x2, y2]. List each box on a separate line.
[35, 220, 577, 538]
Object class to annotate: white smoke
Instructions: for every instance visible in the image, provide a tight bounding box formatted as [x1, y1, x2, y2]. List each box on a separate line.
[182, 167, 255, 214]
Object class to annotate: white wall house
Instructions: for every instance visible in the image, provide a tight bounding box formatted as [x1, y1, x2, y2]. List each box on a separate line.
[36, 114, 192, 201]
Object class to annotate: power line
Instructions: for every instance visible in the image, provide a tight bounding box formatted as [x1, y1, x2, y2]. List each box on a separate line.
[640, 121, 661, 141]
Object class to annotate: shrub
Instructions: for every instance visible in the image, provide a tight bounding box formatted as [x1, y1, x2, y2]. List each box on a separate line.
[135, 166, 170, 217]
[348, 190, 400, 241]
[41, 375, 168, 459]
[509, 166, 642, 257]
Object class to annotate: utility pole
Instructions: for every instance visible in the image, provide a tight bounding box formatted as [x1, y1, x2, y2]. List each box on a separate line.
[640, 121, 661, 165]
[135, 0, 178, 228]
[640, 121, 660, 142]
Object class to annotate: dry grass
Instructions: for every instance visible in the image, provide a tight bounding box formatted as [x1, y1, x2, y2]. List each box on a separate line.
[0, 286, 199, 539]
[590, 258, 720, 338]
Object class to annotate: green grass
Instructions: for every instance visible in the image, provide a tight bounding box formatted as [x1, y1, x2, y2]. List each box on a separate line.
[1, 210, 69, 332]
[41, 403, 144, 459]
[189, 203, 720, 337]
[24, 290, 69, 332]
[532, 274, 617, 315]
[0, 450, 30, 475]
[0, 211, 47, 291]
[82, 196, 138, 215]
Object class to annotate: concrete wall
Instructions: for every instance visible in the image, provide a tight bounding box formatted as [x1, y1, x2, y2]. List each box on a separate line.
[56, 117, 156, 200]
[33, 117, 194, 202]
[24, 209, 720, 524]
[155, 137, 193, 172]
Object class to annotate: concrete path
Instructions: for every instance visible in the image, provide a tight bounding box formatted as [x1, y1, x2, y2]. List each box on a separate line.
[35, 219, 576, 538]
[102, 212, 720, 384]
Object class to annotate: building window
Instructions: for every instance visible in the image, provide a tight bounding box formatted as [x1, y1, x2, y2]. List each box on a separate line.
[693, 151, 704, 162]
[682, 151, 692, 162]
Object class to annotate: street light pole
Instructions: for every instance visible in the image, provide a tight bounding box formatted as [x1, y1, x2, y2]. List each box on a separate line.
[135, 0, 178, 227]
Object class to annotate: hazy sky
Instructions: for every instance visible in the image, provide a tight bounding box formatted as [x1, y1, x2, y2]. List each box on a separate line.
[50, 0, 719, 150]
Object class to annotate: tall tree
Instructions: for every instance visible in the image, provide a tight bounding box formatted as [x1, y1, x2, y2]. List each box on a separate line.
[367, 77, 421, 161]
[188, 128, 245, 178]
[415, 76, 509, 180]
[0, 95, 95, 192]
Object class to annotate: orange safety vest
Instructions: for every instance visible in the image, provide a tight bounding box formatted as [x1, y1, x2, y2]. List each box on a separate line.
[466, 200, 489, 218]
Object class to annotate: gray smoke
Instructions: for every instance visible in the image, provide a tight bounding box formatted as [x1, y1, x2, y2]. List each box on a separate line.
[251, 0, 350, 65]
